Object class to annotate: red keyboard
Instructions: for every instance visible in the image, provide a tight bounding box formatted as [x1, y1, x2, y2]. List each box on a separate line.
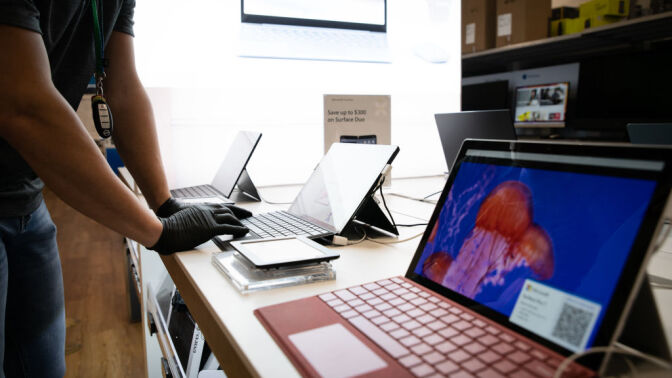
[318, 277, 591, 378]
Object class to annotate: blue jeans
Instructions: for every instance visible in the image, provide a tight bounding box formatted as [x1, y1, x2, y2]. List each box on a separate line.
[0, 201, 65, 378]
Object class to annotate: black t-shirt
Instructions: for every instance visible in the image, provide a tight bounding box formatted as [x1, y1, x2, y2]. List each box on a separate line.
[0, 0, 135, 217]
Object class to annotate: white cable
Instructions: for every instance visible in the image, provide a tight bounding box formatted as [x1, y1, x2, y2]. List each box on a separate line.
[348, 228, 368, 246]
[553, 344, 672, 378]
[366, 231, 424, 245]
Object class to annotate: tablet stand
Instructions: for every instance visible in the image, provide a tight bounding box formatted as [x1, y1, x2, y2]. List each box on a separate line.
[348, 194, 399, 236]
[234, 168, 261, 202]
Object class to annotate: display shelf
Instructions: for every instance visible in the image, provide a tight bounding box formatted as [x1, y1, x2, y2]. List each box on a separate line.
[462, 12, 672, 77]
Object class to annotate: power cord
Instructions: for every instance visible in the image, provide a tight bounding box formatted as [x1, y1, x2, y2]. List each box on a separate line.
[366, 231, 425, 245]
[553, 343, 672, 378]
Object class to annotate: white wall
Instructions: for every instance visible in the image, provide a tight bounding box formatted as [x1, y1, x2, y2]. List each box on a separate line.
[133, 0, 461, 187]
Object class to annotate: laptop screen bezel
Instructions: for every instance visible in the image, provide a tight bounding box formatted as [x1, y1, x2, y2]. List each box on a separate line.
[240, 0, 387, 32]
[405, 139, 672, 365]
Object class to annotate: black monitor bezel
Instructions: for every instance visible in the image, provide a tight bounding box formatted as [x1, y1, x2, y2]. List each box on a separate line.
[405, 139, 672, 368]
[240, 0, 387, 32]
[513, 82, 570, 124]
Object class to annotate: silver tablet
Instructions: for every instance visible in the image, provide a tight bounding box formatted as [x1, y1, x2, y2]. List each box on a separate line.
[231, 236, 340, 269]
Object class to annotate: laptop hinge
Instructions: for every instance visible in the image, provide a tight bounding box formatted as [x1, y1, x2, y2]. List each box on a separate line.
[349, 195, 398, 236]
[235, 168, 261, 202]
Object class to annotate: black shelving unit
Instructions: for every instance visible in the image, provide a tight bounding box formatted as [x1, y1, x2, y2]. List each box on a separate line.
[462, 12, 672, 77]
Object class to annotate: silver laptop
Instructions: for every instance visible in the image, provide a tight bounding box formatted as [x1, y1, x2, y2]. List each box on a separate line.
[170, 131, 262, 204]
[239, 0, 391, 63]
[216, 143, 399, 244]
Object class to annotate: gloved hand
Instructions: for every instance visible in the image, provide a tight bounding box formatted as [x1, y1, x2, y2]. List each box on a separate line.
[156, 197, 252, 220]
[150, 206, 249, 255]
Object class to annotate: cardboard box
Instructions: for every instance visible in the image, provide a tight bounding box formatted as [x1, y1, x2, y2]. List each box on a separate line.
[496, 0, 551, 48]
[462, 0, 496, 54]
[551, 6, 579, 20]
[550, 17, 585, 36]
[580, 0, 630, 18]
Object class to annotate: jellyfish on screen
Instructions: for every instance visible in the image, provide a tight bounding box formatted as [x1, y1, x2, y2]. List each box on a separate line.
[423, 181, 555, 299]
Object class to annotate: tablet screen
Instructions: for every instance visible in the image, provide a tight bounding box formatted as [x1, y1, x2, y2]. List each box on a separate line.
[239, 238, 325, 266]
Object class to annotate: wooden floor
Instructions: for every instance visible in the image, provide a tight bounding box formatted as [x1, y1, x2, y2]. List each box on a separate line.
[44, 189, 145, 378]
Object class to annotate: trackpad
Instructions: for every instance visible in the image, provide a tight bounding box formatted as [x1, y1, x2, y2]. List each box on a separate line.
[289, 323, 387, 378]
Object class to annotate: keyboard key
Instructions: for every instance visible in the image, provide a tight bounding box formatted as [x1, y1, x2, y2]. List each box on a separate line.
[373, 288, 388, 296]
[342, 310, 359, 319]
[447, 350, 470, 363]
[411, 343, 432, 355]
[427, 296, 440, 303]
[365, 310, 383, 320]
[377, 279, 393, 286]
[418, 291, 430, 298]
[319, 293, 337, 302]
[436, 360, 459, 374]
[438, 302, 450, 309]
[507, 351, 531, 364]
[493, 343, 514, 355]
[524, 360, 556, 377]
[499, 333, 515, 343]
[465, 327, 485, 338]
[478, 350, 501, 364]
[410, 364, 435, 378]
[460, 313, 474, 321]
[479, 369, 506, 378]
[366, 298, 383, 306]
[390, 329, 410, 339]
[381, 293, 397, 301]
[360, 293, 375, 300]
[363, 283, 381, 291]
[389, 298, 406, 306]
[449, 307, 463, 314]
[407, 308, 426, 318]
[400, 335, 421, 347]
[473, 319, 487, 328]
[399, 354, 423, 368]
[347, 299, 364, 307]
[510, 370, 536, 378]
[402, 320, 422, 330]
[399, 303, 415, 312]
[463, 358, 486, 373]
[355, 304, 373, 313]
[385, 283, 401, 291]
[375, 303, 392, 312]
[440, 314, 460, 324]
[422, 334, 444, 346]
[334, 290, 356, 301]
[393, 314, 411, 324]
[381, 321, 399, 332]
[419, 303, 438, 312]
[464, 342, 486, 355]
[480, 334, 499, 346]
[391, 277, 404, 283]
[412, 327, 432, 338]
[438, 328, 459, 339]
[453, 320, 472, 331]
[429, 308, 448, 317]
[394, 288, 410, 296]
[410, 287, 421, 293]
[402, 282, 412, 288]
[334, 304, 350, 313]
[417, 314, 436, 324]
[348, 286, 368, 295]
[423, 351, 445, 365]
[427, 320, 447, 331]
[327, 299, 344, 307]
[383, 308, 402, 317]
[530, 349, 548, 361]
[402, 293, 419, 301]
[410, 298, 428, 306]
[451, 334, 472, 346]
[493, 359, 517, 374]
[436, 340, 457, 354]
[451, 372, 475, 378]
[514, 341, 531, 351]
[348, 316, 409, 358]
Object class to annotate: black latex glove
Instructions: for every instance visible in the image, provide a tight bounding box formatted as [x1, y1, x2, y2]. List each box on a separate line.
[155, 197, 252, 220]
[150, 207, 249, 255]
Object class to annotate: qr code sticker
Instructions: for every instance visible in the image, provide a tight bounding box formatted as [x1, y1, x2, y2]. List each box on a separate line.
[551, 303, 593, 348]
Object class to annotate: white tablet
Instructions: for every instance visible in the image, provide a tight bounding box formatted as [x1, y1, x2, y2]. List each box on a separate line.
[231, 236, 340, 269]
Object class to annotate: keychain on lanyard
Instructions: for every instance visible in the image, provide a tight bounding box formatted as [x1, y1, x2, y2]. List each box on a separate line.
[90, 0, 114, 139]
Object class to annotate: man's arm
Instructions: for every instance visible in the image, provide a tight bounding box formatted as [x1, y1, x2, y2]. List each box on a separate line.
[103, 31, 171, 211]
[0, 25, 163, 247]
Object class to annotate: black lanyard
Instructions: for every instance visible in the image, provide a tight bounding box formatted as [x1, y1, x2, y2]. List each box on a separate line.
[91, 0, 114, 139]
